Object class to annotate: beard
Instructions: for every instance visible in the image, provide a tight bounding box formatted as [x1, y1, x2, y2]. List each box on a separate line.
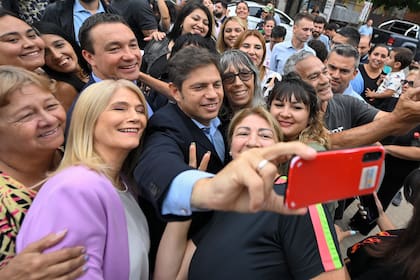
[214, 11, 223, 18]
[312, 31, 320, 38]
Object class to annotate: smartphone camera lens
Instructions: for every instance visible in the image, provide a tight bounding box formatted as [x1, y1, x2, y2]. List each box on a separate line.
[362, 151, 382, 162]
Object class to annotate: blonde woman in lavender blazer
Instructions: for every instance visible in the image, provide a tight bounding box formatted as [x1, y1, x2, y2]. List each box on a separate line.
[17, 79, 150, 280]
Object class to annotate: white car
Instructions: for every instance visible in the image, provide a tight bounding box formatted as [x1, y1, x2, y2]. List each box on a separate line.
[227, 1, 293, 41]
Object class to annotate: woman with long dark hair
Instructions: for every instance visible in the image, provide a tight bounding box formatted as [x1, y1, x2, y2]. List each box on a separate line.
[347, 168, 420, 280]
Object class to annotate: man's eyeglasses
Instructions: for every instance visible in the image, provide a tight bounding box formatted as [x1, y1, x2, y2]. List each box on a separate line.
[222, 70, 254, 84]
[401, 80, 414, 87]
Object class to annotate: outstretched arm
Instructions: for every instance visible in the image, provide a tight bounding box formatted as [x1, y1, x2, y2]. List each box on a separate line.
[154, 143, 210, 280]
[190, 141, 316, 214]
[138, 72, 173, 100]
[330, 87, 420, 149]
[156, 0, 171, 32]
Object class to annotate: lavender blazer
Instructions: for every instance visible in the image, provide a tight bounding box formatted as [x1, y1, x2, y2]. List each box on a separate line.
[16, 165, 130, 280]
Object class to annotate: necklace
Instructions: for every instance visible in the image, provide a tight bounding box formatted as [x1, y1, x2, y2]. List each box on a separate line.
[116, 178, 129, 193]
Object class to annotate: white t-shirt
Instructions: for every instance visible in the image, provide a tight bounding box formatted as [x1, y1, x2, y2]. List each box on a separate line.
[119, 190, 150, 280]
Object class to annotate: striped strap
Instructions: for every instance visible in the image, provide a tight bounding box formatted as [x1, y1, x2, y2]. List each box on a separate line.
[308, 204, 343, 271]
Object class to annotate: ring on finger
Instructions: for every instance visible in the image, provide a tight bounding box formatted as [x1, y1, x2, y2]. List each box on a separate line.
[257, 159, 269, 171]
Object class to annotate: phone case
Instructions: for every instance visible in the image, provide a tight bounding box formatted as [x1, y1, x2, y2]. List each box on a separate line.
[285, 146, 385, 209]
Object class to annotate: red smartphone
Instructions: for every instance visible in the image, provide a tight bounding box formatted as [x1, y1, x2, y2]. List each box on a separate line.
[284, 146, 385, 209]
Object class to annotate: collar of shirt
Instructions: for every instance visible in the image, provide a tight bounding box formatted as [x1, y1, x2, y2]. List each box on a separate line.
[192, 117, 221, 136]
[74, 0, 105, 13]
[91, 72, 102, 83]
[343, 83, 354, 95]
[283, 40, 303, 51]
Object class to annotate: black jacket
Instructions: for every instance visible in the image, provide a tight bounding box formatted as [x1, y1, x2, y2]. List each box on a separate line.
[41, 0, 118, 43]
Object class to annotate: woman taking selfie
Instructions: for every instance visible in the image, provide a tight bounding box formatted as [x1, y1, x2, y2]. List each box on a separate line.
[153, 106, 346, 280]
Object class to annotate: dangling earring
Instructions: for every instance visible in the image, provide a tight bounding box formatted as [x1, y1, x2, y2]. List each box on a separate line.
[229, 151, 232, 156]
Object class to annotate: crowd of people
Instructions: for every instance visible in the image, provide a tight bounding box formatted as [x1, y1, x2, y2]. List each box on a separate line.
[0, 0, 420, 279]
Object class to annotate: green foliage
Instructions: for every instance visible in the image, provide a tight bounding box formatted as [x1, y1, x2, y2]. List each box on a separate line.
[372, 0, 420, 12]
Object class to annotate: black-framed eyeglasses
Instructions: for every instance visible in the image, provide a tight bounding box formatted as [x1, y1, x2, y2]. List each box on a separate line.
[401, 80, 414, 87]
[222, 70, 254, 84]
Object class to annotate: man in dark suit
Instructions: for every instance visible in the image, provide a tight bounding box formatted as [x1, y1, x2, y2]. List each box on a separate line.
[214, 0, 228, 36]
[134, 47, 228, 220]
[133, 47, 227, 268]
[79, 13, 143, 86]
[66, 13, 154, 135]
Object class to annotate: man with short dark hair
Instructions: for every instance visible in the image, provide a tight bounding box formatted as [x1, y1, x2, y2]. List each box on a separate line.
[359, 19, 373, 38]
[270, 12, 315, 74]
[311, 15, 329, 50]
[326, 44, 364, 101]
[135, 47, 228, 220]
[324, 22, 338, 40]
[358, 35, 371, 64]
[330, 26, 360, 49]
[66, 13, 154, 130]
[79, 13, 144, 86]
[214, 0, 228, 36]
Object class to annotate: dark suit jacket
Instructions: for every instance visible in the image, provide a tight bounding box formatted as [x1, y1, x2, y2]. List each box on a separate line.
[134, 103, 228, 219]
[65, 74, 95, 138]
[134, 103, 229, 269]
[41, 0, 118, 43]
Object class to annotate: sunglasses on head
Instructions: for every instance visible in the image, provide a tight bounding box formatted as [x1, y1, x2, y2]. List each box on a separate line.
[222, 70, 254, 84]
[401, 80, 414, 87]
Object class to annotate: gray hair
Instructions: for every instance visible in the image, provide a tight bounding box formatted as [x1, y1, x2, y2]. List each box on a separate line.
[283, 50, 316, 75]
[220, 49, 264, 107]
[329, 44, 360, 69]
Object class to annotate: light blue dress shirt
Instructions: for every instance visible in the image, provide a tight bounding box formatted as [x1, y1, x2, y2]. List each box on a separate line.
[350, 71, 364, 95]
[162, 117, 225, 215]
[192, 118, 225, 161]
[318, 34, 330, 51]
[359, 25, 373, 36]
[270, 40, 315, 75]
[162, 170, 214, 215]
[73, 0, 105, 45]
[343, 84, 366, 102]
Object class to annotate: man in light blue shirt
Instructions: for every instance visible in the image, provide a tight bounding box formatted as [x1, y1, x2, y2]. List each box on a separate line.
[42, 0, 116, 45]
[343, 83, 365, 102]
[311, 15, 330, 51]
[134, 47, 227, 218]
[73, 0, 106, 45]
[270, 12, 315, 75]
[359, 19, 373, 38]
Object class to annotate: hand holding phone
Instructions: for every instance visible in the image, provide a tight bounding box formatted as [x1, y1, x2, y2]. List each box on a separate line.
[284, 146, 385, 209]
[358, 194, 380, 224]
